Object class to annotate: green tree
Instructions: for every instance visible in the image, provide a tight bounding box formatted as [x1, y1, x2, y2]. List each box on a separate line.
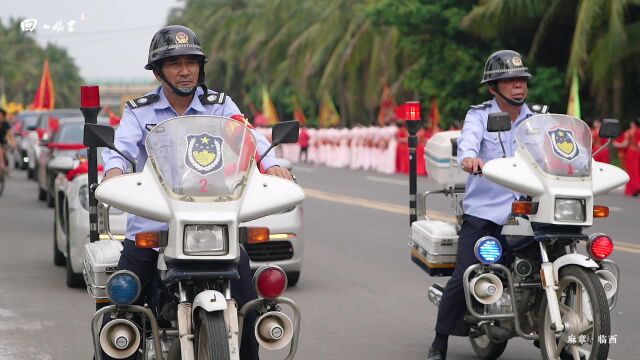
[463, 0, 640, 120]
[171, 0, 416, 126]
[0, 19, 83, 108]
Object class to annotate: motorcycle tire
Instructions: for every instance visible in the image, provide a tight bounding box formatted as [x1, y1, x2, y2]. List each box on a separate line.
[469, 334, 508, 359]
[0, 173, 4, 196]
[195, 310, 230, 360]
[53, 215, 65, 266]
[287, 271, 301, 287]
[539, 265, 610, 360]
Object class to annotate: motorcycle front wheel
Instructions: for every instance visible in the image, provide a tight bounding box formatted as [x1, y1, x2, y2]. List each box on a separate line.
[469, 333, 508, 359]
[195, 310, 230, 360]
[539, 265, 610, 360]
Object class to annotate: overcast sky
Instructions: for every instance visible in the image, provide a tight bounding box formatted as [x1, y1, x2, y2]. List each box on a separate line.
[1, 0, 181, 83]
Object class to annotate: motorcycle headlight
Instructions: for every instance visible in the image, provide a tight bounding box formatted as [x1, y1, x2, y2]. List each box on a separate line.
[554, 198, 585, 222]
[79, 184, 90, 211]
[184, 225, 228, 255]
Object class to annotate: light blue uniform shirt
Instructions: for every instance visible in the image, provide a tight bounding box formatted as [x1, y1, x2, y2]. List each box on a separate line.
[456, 99, 534, 225]
[103, 86, 277, 240]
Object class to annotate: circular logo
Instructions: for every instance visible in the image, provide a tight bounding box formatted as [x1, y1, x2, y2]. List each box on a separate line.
[512, 57, 523, 67]
[176, 32, 189, 44]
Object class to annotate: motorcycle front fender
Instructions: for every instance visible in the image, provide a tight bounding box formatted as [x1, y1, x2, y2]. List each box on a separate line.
[552, 253, 599, 280]
[192, 290, 228, 314]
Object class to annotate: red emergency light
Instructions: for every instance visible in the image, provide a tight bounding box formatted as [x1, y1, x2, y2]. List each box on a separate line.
[81, 85, 100, 108]
[404, 101, 421, 121]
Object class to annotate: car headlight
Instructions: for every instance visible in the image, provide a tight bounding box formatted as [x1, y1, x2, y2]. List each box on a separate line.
[184, 225, 228, 255]
[79, 184, 90, 211]
[554, 198, 585, 222]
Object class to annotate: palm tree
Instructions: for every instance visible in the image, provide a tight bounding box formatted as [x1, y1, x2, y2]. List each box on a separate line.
[462, 0, 640, 118]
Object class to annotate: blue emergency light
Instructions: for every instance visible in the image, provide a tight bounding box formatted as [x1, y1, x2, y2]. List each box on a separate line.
[106, 270, 141, 306]
[474, 236, 503, 264]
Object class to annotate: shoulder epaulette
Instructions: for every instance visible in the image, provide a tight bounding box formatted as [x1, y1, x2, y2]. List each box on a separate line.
[470, 100, 492, 110]
[126, 94, 159, 109]
[199, 91, 226, 105]
[530, 104, 549, 114]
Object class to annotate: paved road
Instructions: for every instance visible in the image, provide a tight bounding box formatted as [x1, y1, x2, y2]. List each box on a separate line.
[0, 165, 638, 359]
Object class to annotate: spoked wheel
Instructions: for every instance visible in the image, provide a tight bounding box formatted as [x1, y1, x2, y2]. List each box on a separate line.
[469, 333, 508, 359]
[195, 310, 230, 360]
[539, 265, 610, 360]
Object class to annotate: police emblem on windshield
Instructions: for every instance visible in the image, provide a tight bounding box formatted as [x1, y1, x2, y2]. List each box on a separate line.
[547, 128, 579, 161]
[185, 133, 224, 175]
[176, 32, 189, 44]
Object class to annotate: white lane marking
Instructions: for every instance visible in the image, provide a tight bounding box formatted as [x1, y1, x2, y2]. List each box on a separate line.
[304, 187, 640, 255]
[366, 175, 409, 186]
[609, 206, 623, 212]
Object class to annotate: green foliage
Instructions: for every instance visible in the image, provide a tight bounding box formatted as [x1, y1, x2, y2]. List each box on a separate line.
[527, 65, 566, 113]
[0, 19, 83, 108]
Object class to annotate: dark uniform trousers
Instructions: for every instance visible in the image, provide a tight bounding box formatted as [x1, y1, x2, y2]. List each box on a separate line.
[434, 214, 509, 336]
[100, 240, 259, 360]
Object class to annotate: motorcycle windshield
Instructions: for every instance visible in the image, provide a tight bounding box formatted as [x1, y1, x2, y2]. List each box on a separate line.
[145, 115, 257, 201]
[515, 114, 592, 177]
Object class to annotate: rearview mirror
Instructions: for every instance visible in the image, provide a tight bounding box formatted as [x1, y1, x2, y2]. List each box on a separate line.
[487, 112, 511, 132]
[84, 124, 115, 149]
[271, 121, 300, 145]
[84, 124, 136, 172]
[599, 118, 620, 139]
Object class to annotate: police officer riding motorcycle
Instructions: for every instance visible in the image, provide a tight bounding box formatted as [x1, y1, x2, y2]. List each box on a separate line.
[89, 25, 299, 360]
[416, 50, 624, 360]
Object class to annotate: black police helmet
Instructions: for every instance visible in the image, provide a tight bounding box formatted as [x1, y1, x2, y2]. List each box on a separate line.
[480, 50, 532, 85]
[145, 25, 207, 70]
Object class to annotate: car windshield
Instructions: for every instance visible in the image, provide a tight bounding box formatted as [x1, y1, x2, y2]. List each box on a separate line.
[53, 118, 109, 143]
[515, 114, 592, 177]
[146, 115, 257, 201]
[20, 113, 41, 128]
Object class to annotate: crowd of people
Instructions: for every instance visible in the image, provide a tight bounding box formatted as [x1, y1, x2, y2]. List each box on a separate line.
[259, 122, 452, 176]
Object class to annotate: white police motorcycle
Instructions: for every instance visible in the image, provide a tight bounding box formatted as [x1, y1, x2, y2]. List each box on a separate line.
[412, 113, 627, 360]
[82, 116, 304, 360]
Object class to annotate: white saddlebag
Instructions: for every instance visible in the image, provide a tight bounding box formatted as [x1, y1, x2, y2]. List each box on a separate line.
[83, 240, 123, 300]
[410, 220, 458, 276]
[425, 131, 468, 189]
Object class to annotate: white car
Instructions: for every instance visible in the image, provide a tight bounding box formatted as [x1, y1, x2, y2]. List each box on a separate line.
[53, 161, 127, 288]
[241, 158, 304, 286]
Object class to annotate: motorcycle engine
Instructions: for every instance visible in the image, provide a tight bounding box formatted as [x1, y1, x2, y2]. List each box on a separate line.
[486, 292, 512, 315]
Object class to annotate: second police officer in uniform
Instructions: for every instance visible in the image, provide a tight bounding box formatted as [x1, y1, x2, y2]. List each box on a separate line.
[426, 50, 555, 360]
[101, 25, 293, 360]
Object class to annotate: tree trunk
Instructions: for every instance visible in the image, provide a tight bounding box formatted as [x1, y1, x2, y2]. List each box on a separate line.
[612, 68, 624, 119]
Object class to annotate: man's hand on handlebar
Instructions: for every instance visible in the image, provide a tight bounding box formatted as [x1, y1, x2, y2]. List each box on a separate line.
[461, 157, 484, 176]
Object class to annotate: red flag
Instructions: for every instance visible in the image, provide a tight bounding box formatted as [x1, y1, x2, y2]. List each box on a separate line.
[429, 96, 441, 132]
[292, 96, 307, 126]
[32, 59, 55, 110]
[377, 85, 397, 126]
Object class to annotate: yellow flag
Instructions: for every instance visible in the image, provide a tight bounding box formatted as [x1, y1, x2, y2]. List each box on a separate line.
[566, 69, 581, 118]
[0, 93, 7, 110]
[318, 94, 341, 128]
[262, 87, 280, 126]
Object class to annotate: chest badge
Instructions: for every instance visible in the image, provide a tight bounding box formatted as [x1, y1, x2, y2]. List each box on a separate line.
[185, 133, 224, 175]
[547, 128, 579, 161]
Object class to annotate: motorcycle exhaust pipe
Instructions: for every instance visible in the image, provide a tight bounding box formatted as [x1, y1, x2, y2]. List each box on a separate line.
[255, 311, 294, 351]
[99, 318, 141, 359]
[428, 284, 445, 306]
[469, 273, 503, 305]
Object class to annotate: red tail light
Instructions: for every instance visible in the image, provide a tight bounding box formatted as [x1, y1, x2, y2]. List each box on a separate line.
[254, 265, 287, 299]
[588, 234, 614, 260]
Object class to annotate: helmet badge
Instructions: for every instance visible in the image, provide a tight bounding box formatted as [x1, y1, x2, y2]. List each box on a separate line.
[176, 32, 189, 44]
[512, 57, 523, 67]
